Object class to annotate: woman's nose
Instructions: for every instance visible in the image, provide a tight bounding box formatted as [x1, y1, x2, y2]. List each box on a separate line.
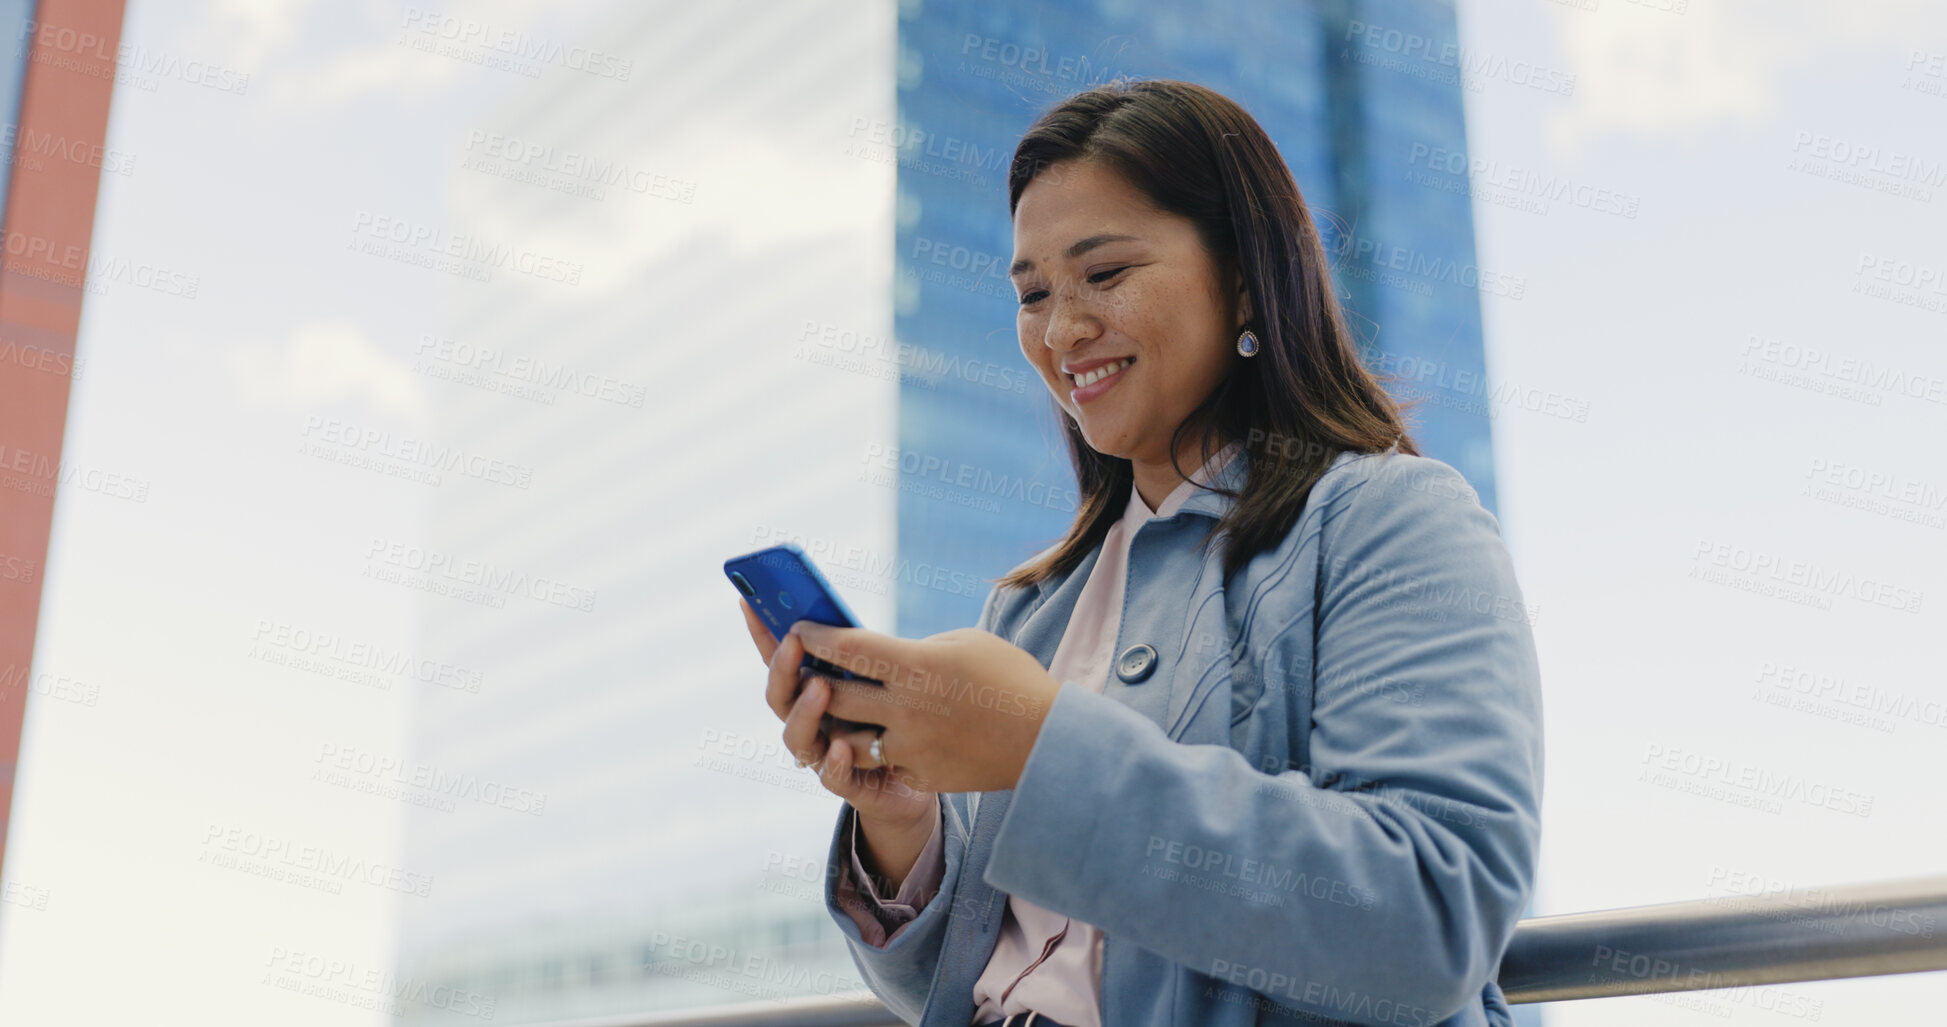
[1040, 293, 1097, 353]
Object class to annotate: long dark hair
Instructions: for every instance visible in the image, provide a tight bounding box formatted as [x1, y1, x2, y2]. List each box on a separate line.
[998, 77, 1420, 589]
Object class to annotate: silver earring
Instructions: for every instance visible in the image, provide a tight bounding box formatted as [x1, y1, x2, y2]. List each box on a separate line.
[1236, 328, 1259, 357]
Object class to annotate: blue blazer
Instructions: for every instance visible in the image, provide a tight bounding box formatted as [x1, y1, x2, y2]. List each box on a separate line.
[823, 449, 1545, 1026]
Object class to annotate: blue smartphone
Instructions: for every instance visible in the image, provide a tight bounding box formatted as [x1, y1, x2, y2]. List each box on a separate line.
[725, 542, 871, 682]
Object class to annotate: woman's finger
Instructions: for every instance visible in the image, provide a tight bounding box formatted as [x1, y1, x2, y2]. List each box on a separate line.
[790, 621, 917, 686]
[781, 674, 831, 768]
[826, 675, 903, 730]
[818, 729, 861, 801]
[740, 598, 778, 663]
[831, 724, 883, 771]
[764, 630, 805, 722]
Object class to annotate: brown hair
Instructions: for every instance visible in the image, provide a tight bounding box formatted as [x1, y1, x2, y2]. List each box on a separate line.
[998, 77, 1420, 589]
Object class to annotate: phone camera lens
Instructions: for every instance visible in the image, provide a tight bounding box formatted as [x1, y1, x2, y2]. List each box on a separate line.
[730, 571, 756, 597]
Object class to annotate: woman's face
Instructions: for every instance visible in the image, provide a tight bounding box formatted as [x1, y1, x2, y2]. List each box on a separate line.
[1010, 159, 1249, 468]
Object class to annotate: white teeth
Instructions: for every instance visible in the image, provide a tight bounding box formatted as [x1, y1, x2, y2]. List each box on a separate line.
[1075, 358, 1131, 388]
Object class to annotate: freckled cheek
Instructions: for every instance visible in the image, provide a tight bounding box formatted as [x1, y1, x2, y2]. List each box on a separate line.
[1121, 311, 1169, 373]
[1104, 287, 1164, 349]
[1018, 319, 1055, 379]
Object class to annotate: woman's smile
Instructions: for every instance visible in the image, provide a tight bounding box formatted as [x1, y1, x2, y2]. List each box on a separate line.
[1066, 355, 1136, 403]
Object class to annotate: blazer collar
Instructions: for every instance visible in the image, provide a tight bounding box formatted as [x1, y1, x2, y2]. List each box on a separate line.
[1030, 446, 1247, 600]
[1032, 445, 1380, 596]
[1177, 445, 1379, 519]
[1172, 445, 1250, 520]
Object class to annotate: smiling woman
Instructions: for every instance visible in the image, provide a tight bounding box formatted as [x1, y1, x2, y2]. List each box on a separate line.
[741, 77, 1543, 1027]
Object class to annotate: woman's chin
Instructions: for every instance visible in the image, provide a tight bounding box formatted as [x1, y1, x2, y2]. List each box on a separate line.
[1078, 425, 1136, 461]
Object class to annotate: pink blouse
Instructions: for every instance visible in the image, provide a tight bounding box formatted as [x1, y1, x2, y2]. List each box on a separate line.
[831, 443, 1243, 1026]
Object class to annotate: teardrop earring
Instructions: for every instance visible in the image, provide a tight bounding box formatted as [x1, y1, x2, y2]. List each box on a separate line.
[1236, 328, 1260, 357]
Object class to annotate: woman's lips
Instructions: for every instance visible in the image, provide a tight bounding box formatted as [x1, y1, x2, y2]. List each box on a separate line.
[1069, 356, 1134, 404]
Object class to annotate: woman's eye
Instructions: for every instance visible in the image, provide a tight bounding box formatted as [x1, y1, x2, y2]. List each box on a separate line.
[1017, 268, 1126, 307]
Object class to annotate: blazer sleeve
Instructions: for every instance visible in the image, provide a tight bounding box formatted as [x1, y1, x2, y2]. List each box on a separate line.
[981, 457, 1545, 1023]
[822, 579, 1012, 1023]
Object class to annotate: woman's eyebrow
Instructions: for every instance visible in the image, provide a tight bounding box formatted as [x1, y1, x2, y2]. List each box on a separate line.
[1008, 233, 1141, 277]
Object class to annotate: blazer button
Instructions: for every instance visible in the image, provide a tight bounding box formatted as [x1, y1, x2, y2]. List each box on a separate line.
[1115, 643, 1158, 684]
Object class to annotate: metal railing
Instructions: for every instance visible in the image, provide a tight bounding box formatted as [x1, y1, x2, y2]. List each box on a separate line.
[533, 874, 1947, 1026]
[1498, 873, 1947, 1002]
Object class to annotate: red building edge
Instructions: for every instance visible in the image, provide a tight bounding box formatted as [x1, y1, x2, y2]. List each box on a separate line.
[0, 0, 128, 879]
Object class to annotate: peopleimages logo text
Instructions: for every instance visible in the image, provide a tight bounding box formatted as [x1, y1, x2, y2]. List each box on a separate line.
[860, 444, 1078, 513]
[364, 538, 597, 612]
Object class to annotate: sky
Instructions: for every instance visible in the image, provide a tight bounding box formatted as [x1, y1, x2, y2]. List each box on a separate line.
[0, 0, 1942, 1024]
[1456, 0, 1947, 1020]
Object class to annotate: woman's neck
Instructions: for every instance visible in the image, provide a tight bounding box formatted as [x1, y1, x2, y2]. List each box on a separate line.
[1129, 432, 1234, 513]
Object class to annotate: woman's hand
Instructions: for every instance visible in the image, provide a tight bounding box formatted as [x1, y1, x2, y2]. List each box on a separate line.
[789, 620, 1061, 794]
[741, 600, 933, 831]
[740, 597, 879, 752]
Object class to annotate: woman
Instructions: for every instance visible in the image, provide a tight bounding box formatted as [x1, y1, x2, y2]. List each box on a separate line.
[739, 78, 1543, 1027]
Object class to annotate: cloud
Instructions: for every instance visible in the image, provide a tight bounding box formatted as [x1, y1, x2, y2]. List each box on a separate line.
[216, 0, 563, 111]
[195, 0, 314, 70]
[278, 39, 463, 108]
[1546, 0, 1942, 157]
[230, 322, 425, 419]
